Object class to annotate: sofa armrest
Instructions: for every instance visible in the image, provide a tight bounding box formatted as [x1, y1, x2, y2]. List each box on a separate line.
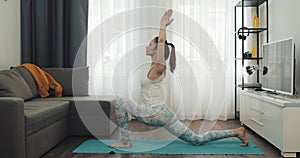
[0, 97, 25, 158]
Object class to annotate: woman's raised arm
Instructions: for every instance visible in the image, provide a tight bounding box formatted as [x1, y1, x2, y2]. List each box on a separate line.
[155, 9, 174, 65]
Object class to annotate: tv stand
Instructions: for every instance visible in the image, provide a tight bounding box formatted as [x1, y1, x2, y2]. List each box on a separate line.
[266, 90, 280, 95]
[239, 90, 300, 157]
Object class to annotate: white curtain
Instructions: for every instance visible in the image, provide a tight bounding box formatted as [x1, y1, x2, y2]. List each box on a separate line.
[169, 0, 238, 121]
[87, 0, 237, 121]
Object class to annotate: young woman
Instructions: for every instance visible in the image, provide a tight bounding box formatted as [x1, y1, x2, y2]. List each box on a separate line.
[109, 9, 248, 148]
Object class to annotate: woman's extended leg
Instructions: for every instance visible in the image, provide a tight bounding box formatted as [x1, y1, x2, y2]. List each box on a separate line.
[110, 97, 247, 147]
[164, 116, 248, 146]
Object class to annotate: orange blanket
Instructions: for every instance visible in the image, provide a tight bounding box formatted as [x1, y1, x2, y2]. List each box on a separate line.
[18, 63, 63, 98]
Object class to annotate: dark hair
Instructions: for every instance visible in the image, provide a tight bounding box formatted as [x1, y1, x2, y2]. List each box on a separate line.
[153, 36, 176, 73]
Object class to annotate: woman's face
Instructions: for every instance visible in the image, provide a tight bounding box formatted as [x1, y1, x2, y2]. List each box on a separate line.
[145, 39, 157, 56]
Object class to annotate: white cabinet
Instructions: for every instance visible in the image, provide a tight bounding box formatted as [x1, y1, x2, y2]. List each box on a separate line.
[240, 90, 300, 157]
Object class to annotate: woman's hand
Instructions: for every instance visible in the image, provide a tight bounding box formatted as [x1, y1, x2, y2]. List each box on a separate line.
[160, 9, 174, 28]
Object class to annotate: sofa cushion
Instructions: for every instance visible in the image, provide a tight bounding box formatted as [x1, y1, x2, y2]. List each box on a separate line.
[13, 67, 39, 98]
[43, 67, 89, 96]
[0, 69, 33, 100]
[32, 96, 117, 136]
[33, 96, 115, 116]
[24, 100, 69, 136]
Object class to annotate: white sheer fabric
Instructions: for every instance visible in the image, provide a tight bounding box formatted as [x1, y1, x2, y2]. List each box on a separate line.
[87, 0, 237, 121]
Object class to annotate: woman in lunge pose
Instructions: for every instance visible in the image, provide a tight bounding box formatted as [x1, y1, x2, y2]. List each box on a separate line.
[109, 9, 248, 148]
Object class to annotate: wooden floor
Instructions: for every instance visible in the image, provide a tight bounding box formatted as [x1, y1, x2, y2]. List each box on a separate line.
[42, 119, 299, 158]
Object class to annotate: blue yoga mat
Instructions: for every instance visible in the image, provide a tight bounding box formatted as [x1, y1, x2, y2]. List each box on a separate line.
[73, 139, 264, 155]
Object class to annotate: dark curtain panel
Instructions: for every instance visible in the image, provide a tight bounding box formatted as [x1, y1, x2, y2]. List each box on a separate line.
[21, 0, 88, 68]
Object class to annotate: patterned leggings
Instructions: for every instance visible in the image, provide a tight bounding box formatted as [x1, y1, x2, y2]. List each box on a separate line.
[114, 97, 236, 145]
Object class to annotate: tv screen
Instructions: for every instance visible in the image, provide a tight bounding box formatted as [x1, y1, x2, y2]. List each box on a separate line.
[262, 38, 295, 95]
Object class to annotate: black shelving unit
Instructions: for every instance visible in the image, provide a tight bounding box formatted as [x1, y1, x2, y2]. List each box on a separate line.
[234, 0, 269, 119]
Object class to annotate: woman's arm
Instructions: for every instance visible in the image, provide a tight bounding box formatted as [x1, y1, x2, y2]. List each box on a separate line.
[148, 9, 174, 80]
[155, 9, 174, 66]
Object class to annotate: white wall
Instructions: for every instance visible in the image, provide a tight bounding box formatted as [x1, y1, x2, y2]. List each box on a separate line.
[268, 0, 300, 43]
[0, 0, 20, 70]
[268, 0, 300, 92]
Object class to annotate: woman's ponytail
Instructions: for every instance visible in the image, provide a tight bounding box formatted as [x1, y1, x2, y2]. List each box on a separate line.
[154, 36, 176, 73]
[167, 43, 176, 73]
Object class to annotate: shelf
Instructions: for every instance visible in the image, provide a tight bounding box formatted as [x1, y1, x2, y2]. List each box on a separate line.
[237, 83, 262, 88]
[235, 0, 267, 7]
[248, 28, 267, 33]
[236, 28, 267, 34]
[235, 57, 263, 60]
[234, 0, 268, 119]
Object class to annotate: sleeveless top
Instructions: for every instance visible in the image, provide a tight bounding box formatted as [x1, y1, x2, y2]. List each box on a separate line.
[141, 64, 166, 107]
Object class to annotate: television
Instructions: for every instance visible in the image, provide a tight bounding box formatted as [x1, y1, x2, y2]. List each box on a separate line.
[261, 37, 295, 95]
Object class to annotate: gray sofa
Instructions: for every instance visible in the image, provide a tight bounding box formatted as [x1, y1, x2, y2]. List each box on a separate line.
[0, 67, 117, 158]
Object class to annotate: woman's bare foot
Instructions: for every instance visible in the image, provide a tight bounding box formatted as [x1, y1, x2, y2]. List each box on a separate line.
[234, 127, 248, 147]
[108, 141, 132, 148]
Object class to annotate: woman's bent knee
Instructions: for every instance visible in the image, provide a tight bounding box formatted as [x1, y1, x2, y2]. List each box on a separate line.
[114, 96, 124, 106]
